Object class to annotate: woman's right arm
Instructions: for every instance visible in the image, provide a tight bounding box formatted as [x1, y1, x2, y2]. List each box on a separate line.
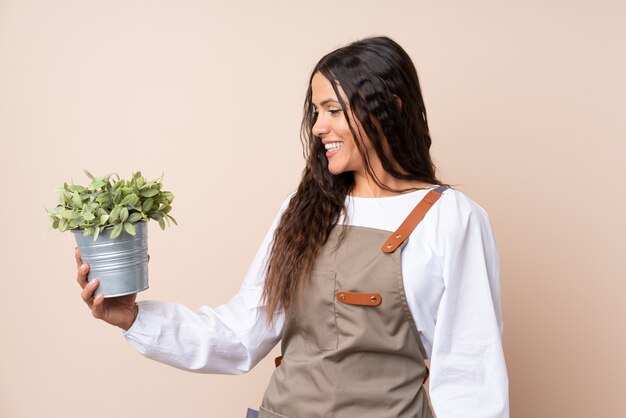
[79, 192, 295, 375]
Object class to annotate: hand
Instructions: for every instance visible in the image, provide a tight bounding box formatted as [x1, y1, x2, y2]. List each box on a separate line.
[76, 247, 141, 331]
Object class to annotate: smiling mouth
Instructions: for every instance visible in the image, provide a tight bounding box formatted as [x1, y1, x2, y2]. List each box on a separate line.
[325, 141, 343, 150]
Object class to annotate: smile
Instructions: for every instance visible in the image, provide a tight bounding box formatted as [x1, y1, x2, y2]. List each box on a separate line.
[325, 142, 343, 150]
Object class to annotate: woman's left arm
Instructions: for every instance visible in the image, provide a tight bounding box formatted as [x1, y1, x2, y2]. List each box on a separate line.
[429, 192, 509, 418]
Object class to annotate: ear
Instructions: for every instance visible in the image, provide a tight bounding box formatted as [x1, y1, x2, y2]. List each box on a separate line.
[393, 94, 402, 111]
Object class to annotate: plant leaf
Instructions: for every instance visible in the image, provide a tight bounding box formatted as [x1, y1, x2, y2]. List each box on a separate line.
[99, 214, 110, 225]
[140, 188, 159, 198]
[123, 222, 136, 235]
[72, 192, 82, 208]
[142, 198, 153, 212]
[157, 215, 165, 230]
[121, 193, 139, 206]
[68, 184, 86, 193]
[166, 214, 178, 225]
[96, 192, 111, 204]
[110, 206, 121, 222]
[120, 207, 129, 222]
[69, 217, 82, 228]
[83, 169, 95, 180]
[110, 223, 123, 239]
[90, 178, 106, 190]
[128, 212, 143, 223]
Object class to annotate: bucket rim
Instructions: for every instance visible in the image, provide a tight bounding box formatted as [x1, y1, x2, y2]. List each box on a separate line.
[69, 219, 149, 233]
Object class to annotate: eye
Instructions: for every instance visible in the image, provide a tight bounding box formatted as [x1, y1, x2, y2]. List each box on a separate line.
[312, 108, 319, 118]
[328, 109, 343, 116]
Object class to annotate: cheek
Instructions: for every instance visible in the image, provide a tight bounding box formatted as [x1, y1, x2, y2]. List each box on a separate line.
[335, 118, 358, 146]
[335, 119, 351, 138]
[344, 116, 370, 145]
[343, 133, 360, 156]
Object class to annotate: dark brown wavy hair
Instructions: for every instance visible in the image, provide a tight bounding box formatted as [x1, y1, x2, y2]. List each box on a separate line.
[262, 36, 449, 322]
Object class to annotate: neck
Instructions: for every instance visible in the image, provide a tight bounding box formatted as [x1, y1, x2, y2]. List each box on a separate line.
[350, 160, 434, 198]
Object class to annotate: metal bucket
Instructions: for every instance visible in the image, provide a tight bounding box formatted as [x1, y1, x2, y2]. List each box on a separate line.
[72, 220, 149, 298]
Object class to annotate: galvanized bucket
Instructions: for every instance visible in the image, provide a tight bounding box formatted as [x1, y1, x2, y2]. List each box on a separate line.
[72, 221, 149, 298]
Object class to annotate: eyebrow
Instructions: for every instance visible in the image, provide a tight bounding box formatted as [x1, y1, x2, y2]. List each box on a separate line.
[313, 98, 340, 107]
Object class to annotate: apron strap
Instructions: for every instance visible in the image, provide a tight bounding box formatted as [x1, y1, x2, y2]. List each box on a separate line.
[381, 186, 447, 253]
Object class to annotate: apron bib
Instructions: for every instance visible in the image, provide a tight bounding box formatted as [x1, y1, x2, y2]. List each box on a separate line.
[258, 186, 446, 418]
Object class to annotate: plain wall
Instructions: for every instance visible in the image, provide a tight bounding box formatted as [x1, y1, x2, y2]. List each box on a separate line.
[1, 1, 624, 417]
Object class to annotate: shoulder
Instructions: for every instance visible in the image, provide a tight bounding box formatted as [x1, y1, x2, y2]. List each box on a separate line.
[260, 192, 297, 229]
[437, 187, 490, 218]
[279, 191, 297, 211]
[433, 187, 493, 238]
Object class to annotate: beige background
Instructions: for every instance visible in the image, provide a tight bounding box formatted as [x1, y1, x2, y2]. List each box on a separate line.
[1, 1, 624, 417]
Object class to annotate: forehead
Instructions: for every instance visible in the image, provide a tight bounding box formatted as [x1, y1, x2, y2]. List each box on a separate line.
[311, 72, 346, 105]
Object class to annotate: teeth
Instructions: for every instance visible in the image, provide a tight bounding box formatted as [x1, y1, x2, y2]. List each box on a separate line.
[325, 142, 343, 150]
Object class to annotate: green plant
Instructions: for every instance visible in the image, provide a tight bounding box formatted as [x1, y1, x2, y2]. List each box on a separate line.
[47, 170, 177, 240]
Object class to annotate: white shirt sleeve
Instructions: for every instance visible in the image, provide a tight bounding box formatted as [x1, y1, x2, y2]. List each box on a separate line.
[428, 191, 509, 417]
[120, 192, 294, 374]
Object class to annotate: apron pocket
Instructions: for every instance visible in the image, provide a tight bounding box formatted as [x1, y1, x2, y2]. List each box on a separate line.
[295, 269, 338, 351]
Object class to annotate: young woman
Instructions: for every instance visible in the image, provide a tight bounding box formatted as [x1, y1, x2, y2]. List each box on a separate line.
[76, 36, 509, 417]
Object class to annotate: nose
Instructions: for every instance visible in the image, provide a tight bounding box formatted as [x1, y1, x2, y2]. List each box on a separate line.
[312, 115, 330, 138]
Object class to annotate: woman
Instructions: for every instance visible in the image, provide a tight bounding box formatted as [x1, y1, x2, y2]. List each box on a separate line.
[76, 36, 509, 417]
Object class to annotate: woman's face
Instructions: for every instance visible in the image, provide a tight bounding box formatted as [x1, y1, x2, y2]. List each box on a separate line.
[311, 72, 373, 175]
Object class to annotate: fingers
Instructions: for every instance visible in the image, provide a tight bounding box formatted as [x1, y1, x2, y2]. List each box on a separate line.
[80, 278, 99, 305]
[75, 246, 83, 268]
[75, 246, 90, 289]
[80, 277, 106, 320]
[75, 246, 106, 320]
[76, 260, 89, 289]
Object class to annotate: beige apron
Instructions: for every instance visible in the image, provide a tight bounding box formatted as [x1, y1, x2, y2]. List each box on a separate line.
[259, 186, 447, 418]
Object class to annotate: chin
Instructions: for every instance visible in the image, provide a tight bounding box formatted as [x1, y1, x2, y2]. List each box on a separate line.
[327, 165, 345, 176]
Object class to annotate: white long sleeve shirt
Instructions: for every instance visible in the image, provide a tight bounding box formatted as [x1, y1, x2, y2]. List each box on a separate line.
[122, 186, 509, 417]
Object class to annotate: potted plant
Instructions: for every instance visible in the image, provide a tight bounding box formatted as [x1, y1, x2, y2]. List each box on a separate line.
[47, 170, 176, 297]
